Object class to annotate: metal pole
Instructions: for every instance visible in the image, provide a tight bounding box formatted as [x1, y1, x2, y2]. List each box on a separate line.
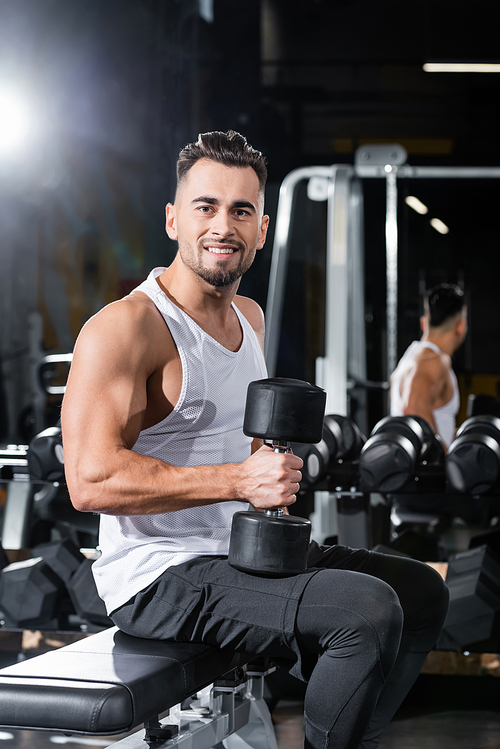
[264, 166, 334, 376]
[323, 166, 353, 414]
[385, 167, 398, 377]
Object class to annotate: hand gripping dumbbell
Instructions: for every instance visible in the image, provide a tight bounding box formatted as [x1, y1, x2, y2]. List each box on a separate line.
[228, 377, 326, 577]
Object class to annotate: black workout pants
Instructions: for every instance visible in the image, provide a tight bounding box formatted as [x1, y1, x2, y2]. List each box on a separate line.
[111, 542, 449, 749]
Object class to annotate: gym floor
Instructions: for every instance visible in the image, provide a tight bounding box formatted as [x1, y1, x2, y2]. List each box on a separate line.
[271, 686, 500, 748]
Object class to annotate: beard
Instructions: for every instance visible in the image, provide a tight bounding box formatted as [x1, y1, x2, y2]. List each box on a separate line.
[196, 266, 245, 287]
[179, 239, 256, 288]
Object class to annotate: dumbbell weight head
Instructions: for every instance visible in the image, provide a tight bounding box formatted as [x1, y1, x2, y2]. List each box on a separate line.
[243, 378, 326, 444]
[358, 415, 424, 493]
[370, 415, 425, 453]
[0, 557, 65, 628]
[229, 378, 326, 577]
[408, 415, 445, 464]
[228, 512, 314, 576]
[446, 433, 500, 494]
[359, 432, 418, 492]
[28, 426, 65, 482]
[446, 415, 500, 494]
[326, 415, 366, 460]
[457, 414, 500, 440]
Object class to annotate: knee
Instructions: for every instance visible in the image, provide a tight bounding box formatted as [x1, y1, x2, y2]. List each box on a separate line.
[363, 576, 404, 646]
[343, 579, 403, 678]
[406, 560, 449, 621]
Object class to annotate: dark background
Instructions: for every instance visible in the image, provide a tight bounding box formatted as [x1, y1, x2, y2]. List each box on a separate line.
[1, 0, 500, 440]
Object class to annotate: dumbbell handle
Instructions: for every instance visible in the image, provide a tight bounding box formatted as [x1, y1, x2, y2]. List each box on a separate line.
[262, 440, 292, 517]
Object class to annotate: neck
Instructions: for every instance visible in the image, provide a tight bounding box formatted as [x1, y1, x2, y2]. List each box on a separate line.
[421, 330, 456, 357]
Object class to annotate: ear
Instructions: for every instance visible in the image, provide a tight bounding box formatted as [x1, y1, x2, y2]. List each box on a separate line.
[165, 203, 178, 240]
[456, 316, 466, 338]
[256, 214, 270, 250]
[419, 315, 426, 333]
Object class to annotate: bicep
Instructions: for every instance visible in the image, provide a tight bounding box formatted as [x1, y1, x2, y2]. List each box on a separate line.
[61, 314, 151, 466]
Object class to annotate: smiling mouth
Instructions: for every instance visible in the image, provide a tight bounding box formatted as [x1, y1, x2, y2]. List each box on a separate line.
[205, 246, 237, 255]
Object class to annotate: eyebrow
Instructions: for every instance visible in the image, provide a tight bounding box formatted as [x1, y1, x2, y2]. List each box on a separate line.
[192, 196, 257, 213]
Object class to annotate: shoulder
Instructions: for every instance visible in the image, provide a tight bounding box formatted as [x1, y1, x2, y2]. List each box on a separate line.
[411, 345, 450, 381]
[73, 292, 173, 372]
[79, 292, 162, 339]
[234, 296, 265, 348]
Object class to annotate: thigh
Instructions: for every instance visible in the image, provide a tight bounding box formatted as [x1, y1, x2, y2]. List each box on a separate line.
[308, 541, 449, 646]
[111, 555, 322, 676]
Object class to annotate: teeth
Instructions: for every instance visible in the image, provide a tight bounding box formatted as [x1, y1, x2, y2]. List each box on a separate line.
[206, 247, 235, 254]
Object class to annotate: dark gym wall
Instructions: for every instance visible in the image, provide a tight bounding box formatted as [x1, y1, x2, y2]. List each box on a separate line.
[2, 0, 500, 441]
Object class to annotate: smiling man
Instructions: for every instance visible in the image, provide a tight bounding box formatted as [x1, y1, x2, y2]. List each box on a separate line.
[62, 131, 448, 749]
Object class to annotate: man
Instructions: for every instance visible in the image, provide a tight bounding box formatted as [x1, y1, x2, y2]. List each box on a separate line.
[62, 131, 448, 749]
[390, 283, 467, 449]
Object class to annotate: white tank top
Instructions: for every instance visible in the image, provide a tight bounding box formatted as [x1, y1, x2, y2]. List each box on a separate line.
[93, 267, 268, 613]
[390, 340, 459, 448]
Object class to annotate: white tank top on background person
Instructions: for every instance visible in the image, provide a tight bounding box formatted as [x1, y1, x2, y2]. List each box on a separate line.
[92, 267, 268, 614]
[390, 340, 459, 449]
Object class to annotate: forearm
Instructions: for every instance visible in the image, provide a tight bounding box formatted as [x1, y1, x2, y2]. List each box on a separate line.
[66, 443, 302, 516]
[66, 446, 245, 515]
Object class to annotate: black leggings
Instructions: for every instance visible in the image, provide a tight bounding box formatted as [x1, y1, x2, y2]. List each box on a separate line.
[111, 545, 449, 749]
[297, 548, 449, 749]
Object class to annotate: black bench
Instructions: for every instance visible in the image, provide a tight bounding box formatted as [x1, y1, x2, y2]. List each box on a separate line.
[0, 626, 277, 749]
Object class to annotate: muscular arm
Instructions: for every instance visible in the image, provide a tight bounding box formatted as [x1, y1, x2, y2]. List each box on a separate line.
[62, 298, 301, 516]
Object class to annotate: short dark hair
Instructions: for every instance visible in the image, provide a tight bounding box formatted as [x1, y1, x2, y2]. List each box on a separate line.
[424, 283, 466, 328]
[176, 130, 268, 193]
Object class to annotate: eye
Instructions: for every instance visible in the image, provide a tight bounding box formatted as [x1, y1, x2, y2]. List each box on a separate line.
[197, 205, 213, 213]
[235, 209, 250, 217]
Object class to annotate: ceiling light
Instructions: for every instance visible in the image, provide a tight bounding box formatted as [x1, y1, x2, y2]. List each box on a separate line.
[405, 195, 428, 215]
[423, 62, 500, 73]
[430, 218, 449, 234]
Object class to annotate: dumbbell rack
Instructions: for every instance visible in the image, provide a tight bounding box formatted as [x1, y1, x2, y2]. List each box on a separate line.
[0, 444, 38, 551]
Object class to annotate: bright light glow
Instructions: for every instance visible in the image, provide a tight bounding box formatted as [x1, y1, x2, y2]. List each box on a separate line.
[405, 195, 428, 215]
[430, 218, 449, 234]
[0, 89, 31, 154]
[423, 62, 500, 73]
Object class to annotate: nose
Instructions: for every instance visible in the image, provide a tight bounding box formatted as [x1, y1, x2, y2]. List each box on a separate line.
[210, 208, 235, 237]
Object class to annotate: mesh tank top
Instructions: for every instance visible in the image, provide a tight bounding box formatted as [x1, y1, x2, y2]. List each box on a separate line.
[93, 267, 268, 613]
[390, 340, 459, 448]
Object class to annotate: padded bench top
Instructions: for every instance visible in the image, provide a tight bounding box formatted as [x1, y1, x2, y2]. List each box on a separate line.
[0, 626, 247, 735]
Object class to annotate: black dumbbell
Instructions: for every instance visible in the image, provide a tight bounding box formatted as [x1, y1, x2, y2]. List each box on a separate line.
[446, 415, 500, 495]
[228, 378, 326, 577]
[291, 414, 366, 488]
[0, 538, 83, 629]
[410, 415, 446, 465]
[67, 558, 112, 627]
[359, 415, 443, 493]
[27, 426, 65, 482]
